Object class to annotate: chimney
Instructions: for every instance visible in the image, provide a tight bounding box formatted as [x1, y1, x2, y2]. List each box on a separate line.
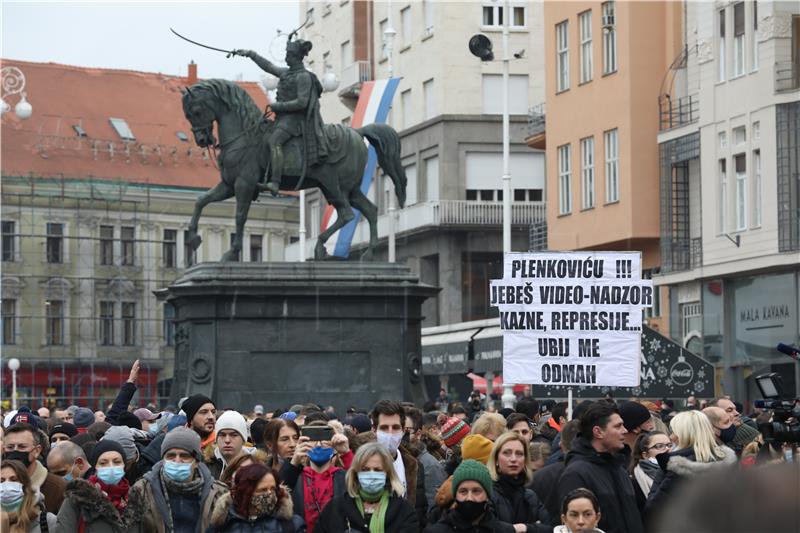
[187, 61, 198, 84]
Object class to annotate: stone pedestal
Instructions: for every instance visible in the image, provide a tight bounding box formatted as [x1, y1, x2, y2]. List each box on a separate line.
[158, 262, 439, 412]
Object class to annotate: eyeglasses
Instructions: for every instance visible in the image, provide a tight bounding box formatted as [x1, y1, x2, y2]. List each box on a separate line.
[647, 442, 670, 451]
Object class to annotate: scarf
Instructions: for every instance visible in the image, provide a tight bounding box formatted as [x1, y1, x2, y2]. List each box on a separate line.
[88, 474, 131, 513]
[633, 461, 661, 496]
[158, 465, 206, 531]
[496, 474, 529, 523]
[355, 489, 390, 533]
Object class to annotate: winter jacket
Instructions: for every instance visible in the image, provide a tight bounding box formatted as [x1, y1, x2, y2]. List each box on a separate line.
[55, 479, 140, 533]
[418, 449, 447, 508]
[423, 507, 515, 533]
[208, 489, 305, 533]
[557, 438, 644, 533]
[315, 493, 418, 533]
[491, 476, 551, 533]
[30, 461, 66, 515]
[127, 460, 229, 533]
[644, 446, 736, 514]
[528, 458, 564, 521]
[106, 382, 137, 426]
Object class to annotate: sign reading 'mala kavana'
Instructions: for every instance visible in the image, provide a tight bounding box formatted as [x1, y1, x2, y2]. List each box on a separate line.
[490, 252, 653, 387]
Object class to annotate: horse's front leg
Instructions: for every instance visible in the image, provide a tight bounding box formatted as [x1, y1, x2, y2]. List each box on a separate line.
[221, 180, 256, 262]
[186, 182, 234, 266]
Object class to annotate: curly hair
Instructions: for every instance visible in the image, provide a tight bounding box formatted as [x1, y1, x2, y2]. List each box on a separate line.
[230, 463, 281, 518]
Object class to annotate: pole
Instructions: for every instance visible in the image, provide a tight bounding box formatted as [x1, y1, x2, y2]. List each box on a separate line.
[299, 190, 306, 262]
[567, 388, 574, 420]
[385, 1, 397, 263]
[12, 368, 18, 410]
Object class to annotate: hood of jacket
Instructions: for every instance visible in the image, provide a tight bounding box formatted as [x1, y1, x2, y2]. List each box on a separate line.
[210, 483, 294, 526]
[564, 437, 630, 469]
[666, 446, 737, 477]
[64, 478, 143, 528]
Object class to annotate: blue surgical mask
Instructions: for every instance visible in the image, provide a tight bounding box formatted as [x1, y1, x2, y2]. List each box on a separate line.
[357, 471, 387, 494]
[0, 481, 25, 512]
[96, 466, 126, 485]
[164, 460, 193, 482]
[64, 472, 74, 482]
[307, 446, 335, 466]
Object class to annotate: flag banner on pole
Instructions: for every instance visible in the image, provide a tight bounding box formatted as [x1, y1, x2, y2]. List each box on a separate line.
[320, 77, 401, 258]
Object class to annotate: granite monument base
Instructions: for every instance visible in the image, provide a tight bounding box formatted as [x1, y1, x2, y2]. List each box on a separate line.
[158, 262, 439, 413]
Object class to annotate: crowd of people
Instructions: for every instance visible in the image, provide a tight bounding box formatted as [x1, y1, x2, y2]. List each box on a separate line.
[0, 360, 797, 533]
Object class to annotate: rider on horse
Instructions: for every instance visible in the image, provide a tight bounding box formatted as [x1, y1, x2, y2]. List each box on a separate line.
[234, 39, 329, 195]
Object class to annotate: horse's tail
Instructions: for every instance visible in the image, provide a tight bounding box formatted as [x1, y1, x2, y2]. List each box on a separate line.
[358, 123, 407, 208]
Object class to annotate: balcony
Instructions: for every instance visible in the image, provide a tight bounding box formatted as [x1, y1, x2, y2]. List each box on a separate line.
[526, 103, 546, 149]
[338, 61, 372, 101]
[659, 94, 698, 131]
[775, 61, 800, 93]
[661, 237, 702, 273]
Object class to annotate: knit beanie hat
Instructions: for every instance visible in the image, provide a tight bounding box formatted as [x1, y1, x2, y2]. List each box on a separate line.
[89, 439, 126, 468]
[181, 394, 215, 422]
[451, 459, 493, 498]
[87, 421, 112, 441]
[73, 408, 95, 430]
[733, 422, 760, 447]
[162, 427, 202, 459]
[49, 423, 78, 439]
[117, 411, 143, 431]
[214, 410, 248, 440]
[440, 416, 471, 448]
[461, 434, 494, 464]
[619, 401, 652, 432]
[103, 425, 138, 462]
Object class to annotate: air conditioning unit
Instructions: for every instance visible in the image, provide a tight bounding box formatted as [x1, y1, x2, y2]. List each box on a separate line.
[602, 14, 615, 28]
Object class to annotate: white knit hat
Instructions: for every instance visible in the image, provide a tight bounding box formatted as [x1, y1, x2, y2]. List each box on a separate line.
[214, 410, 248, 440]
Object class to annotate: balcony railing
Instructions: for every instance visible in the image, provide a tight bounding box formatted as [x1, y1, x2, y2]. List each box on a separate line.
[659, 94, 699, 131]
[775, 61, 800, 93]
[662, 237, 702, 273]
[339, 61, 372, 99]
[527, 103, 546, 138]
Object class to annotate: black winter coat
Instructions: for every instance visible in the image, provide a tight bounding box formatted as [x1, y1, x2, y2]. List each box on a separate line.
[491, 476, 551, 533]
[424, 507, 515, 533]
[557, 438, 644, 533]
[527, 459, 565, 523]
[314, 493, 418, 533]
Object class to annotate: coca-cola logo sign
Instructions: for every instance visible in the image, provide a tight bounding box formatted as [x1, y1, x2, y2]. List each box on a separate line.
[669, 361, 694, 385]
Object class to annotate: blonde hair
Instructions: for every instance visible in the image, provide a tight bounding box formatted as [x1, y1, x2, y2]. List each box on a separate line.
[670, 411, 726, 463]
[470, 413, 506, 441]
[345, 442, 405, 498]
[1, 460, 40, 533]
[487, 432, 533, 483]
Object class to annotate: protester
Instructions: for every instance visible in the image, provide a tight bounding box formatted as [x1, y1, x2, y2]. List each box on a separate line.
[0, 459, 57, 533]
[3, 423, 65, 514]
[182, 394, 218, 454]
[554, 488, 603, 533]
[486, 432, 551, 532]
[49, 423, 77, 446]
[701, 406, 737, 448]
[36, 408, 50, 422]
[208, 410, 252, 479]
[46, 441, 90, 482]
[250, 418, 268, 452]
[618, 402, 654, 449]
[506, 414, 533, 444]
[628, 431, 670, 508]
[211, 463, 304, 532]
[529, 420, 579, 522]
[56, 440, 139, 532]
[263, 418, 300, 468]
[129, 427, 229, 532]
[404, 407, 447, 509]
[73, 408, 95, 434]
[538, 402, 567, 443]
[557, 402, 644, 533]
[316, 442, 418, 532]
[529, 442, 551, 472]
[133, 408, 161, 434]
[469, 413, 505, 442]
[219, 450, 269, 487]
[424, 459, 513, 533]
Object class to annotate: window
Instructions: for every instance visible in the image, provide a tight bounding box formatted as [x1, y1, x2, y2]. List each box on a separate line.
[482, 2, 525, 28]
[164, 303, 176, 347]
[579, 11, 593, 83]
[581, 137, 595, 209]
[309, 199, 321, 237]
[602, 2, 617, 74]
[735, 154, 747, 230]
[753, 150, 762, 227]
[340, 40, 352, 67]
[401, 6, 412, 47]
[753, 121, 760, 140]
[121, 226, 135, 266]
[423, 0, 434, 36]
[481, 74, 529, 114]
[184, 230, 197, 267]
[122, 302, 136, 346]
[109, 117, 135, 141]
[642, 271, 661, 318]
[423, 78, 436, 119]
[46, 300, 64, 345]
[425, 155, 440, 201]
[2, 221, 15, 262]
[719, 159, 728, 232]
[719, 131, 727, 149]
[558, 144, 572, 215]
[733, 126, 746, 145]
[462, 252, 503, 321]
[752, 1, 758, 70]
[163, 229, 177, 268]
[250, 234, 262, 262]
[46, 223, 63, 264]
[718, 9, 726, 81]
[734, 3, 745, 76]
[99, 225, 114, 265]
[2, 299, 16, 345]
[556, 21, 569, 92]
[680, 301, 702, 340]
[401, 89, 412, 129]
[604, 129, 619, 203]
[99, 301, 114, 346]
[405, 163, 418, 206]
[379, 19, 388, 59]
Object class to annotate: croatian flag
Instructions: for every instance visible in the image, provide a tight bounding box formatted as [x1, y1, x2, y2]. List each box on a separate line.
[320, 77, 401, 258]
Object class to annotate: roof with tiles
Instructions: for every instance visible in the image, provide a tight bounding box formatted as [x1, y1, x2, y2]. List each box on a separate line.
[1, 59, 269, 189]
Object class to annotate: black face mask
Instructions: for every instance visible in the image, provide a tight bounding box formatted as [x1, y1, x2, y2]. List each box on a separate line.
[455, 500, 487, 522]
[5, 450, 32, 467]
[719, 425, 737, 444]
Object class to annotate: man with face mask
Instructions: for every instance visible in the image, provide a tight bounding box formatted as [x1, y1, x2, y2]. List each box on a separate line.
[703, 406, 738, 447]
[46, 441, 90, 481]
[3, 423, 65, 513]
[129, 427, 229, 532]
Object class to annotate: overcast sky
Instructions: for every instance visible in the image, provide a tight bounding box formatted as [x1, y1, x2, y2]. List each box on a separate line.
[2, 1, 300, 81]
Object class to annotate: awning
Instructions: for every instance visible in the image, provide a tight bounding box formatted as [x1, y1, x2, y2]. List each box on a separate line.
[421, 328, 479, 374]
[467, 372, 526, 393]
[471, 326, 503, 373]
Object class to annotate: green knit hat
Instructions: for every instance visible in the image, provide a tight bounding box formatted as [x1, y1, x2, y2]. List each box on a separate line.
[451, 459, 493, 498]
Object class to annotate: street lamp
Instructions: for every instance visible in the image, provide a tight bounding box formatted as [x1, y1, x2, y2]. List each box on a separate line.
[1, 66, 33, 120]
[384, 4, 398, 263]
[8, 358, 21, 410]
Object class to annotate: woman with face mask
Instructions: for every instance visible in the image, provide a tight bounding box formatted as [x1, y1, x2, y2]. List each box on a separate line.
[55, 440, 140, 532]
[210, 463, 304, 532]
[627, 431, 669, 509]
[315, 442, 418, 533]
[644, 411, 736, 518]
[0, 460, 57, 533]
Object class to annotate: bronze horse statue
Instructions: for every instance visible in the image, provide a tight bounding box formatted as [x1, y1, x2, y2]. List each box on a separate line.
[181, 79, 406, 263]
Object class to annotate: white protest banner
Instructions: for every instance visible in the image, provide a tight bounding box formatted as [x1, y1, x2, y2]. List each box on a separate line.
[490, 252, 653, 387]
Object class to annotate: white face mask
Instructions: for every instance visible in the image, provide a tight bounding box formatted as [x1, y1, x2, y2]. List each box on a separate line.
[647, 456, 660, 465]
[376, 430, 403, 455]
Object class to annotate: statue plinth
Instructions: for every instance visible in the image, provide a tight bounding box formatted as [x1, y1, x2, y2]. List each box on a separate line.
[158, 262, 439, 412]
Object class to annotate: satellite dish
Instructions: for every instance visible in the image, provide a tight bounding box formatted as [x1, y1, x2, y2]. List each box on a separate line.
[469, 34, 494, 62]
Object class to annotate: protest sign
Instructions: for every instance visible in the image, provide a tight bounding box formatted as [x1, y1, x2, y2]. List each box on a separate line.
[490, 252, 653, 387]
